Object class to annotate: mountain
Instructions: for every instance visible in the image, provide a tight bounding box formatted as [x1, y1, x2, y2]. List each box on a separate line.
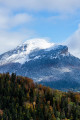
[0, 38, 80, 91]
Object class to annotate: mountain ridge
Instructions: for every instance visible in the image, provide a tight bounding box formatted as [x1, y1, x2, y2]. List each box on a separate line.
[0, 39, 80, 91]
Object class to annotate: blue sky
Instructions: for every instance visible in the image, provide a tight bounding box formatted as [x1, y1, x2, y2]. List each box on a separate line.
[0, 0, 80, 55]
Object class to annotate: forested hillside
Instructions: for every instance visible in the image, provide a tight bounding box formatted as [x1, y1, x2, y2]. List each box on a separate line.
[0, 73, 80, 120]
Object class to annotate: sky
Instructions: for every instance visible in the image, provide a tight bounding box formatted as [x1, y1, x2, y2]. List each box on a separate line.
[0, 0, 80, 57]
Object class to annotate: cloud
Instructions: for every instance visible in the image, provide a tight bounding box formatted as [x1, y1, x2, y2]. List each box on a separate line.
[0, 3, 35, 54]
[0, 11, 35, 54]
[65, 25, 80, 58]
[9, 13, 33, 28]
[1, 0, 80, 13]
[0, 29, 36, 54]
[46, 14, 68, 22]
[0, 0, 80, 55]
[0, 12, 33, 30]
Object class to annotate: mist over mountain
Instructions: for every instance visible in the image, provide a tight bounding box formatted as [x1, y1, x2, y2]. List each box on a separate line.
[0, 38, 80, 91]
[65, 27, 80, 59]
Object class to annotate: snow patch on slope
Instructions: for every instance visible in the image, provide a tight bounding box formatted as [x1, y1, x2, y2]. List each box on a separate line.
[60, 67, 71, 73]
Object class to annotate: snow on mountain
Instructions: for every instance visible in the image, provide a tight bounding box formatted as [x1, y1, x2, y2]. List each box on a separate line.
[0, 38, 80, 91]
[23, 38, 54, 50]
[0, 38, 54, 65]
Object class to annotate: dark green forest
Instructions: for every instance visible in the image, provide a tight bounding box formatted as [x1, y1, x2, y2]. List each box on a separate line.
[0, 73, 80, 120]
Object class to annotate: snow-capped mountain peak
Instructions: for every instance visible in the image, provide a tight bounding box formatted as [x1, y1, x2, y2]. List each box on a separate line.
[1, 38, 80, 91]
[22, 38, 54, 53]
[0, 38, 55, 65]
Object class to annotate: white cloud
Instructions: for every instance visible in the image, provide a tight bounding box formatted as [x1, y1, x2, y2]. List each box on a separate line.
[0, 12, 33, 30]
[0, 29, 36, 54]
[46, 14, 68, 22]
[1, 0, 80, 13]
[65, 25, 80, 58]
[9, 13, 33, 28]
[12, 13, 32, 25]
[0, 0, 80, 55]
[0, 5, 35, 54]
[0, 15, 9, 29]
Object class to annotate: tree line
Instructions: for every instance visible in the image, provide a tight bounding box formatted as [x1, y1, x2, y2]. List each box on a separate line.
[0, 73, 80, 120]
